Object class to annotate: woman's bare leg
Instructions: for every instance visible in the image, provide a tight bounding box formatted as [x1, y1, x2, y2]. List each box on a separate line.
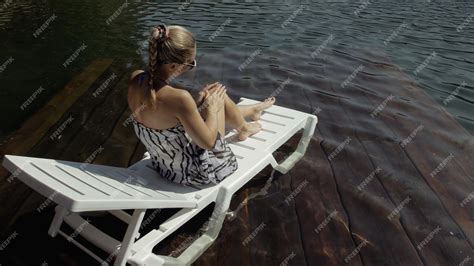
[219, 94, 260, 140]
[195, 87, 276, 141]
[237, 97, 276, 120]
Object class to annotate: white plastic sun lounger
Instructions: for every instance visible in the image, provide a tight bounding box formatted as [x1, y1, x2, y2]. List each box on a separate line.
[2, 97, 317, 266]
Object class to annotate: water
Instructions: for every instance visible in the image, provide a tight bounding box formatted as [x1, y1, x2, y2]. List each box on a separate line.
[1, 0, 473, 146]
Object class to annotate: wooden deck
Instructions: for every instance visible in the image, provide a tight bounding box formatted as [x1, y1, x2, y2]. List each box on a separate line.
[0, 50, 473, 266]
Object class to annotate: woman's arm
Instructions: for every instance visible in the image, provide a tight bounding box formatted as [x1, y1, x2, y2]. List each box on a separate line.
[174, 89, 221, 150]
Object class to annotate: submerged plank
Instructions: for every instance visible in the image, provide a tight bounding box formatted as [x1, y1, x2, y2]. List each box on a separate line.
[0, 58, 113, 178]
[0, 59, 138, 236]
[363, 140, 473, 264]
[0, 59, 115, 235]
[290, 133, 363, 266]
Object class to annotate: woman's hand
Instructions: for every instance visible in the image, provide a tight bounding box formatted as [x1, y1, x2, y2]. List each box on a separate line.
[203, 83, 226, 114]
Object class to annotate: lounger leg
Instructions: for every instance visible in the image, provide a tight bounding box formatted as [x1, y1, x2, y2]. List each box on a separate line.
[144, 188, 233, 265]
[48, 205, 69, 237]
[270, 115, 317, 174]
[114, 209, 146, 266]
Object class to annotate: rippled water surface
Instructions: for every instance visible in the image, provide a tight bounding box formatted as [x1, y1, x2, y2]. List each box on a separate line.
[1, 0, 473, 143]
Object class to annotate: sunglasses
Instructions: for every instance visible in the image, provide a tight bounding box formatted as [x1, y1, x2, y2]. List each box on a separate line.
[182, 59, 197, 70]
[158, 59, 197, 71]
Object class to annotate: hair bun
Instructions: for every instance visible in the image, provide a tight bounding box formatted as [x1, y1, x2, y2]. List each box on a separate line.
[152, 24, 169, 43]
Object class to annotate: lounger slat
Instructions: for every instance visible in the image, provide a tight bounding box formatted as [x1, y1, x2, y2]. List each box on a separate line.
[258, 119, 291, 135]
[22, 161, 90, 196]
[261, 111, 305, 129]
[56, 163, 138, 198]
[81, 165, 176, 200]
[79, 165, 156, 199]
[31, 160, 117, 197]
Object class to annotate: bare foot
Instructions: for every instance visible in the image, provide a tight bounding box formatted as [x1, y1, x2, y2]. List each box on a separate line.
[250, 97, 276, 121]
[237, 121, 262, 141]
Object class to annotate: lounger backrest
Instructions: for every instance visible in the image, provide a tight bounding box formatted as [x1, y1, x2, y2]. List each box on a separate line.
[2, 155, 198, 212]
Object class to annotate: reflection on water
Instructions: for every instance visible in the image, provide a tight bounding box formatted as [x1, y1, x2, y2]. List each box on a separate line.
[0, 0, 473, 145]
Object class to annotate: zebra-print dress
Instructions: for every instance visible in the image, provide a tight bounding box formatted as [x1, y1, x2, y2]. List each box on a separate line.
[131, 113, 239, 186]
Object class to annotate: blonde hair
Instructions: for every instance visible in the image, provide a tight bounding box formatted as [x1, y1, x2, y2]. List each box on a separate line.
[147, 25, 196, 108]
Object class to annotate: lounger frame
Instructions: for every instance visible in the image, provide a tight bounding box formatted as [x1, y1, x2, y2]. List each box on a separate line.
[3, 97, 317, 265]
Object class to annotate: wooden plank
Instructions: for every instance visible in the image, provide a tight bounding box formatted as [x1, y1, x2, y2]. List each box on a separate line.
[55, 67, 130, 163]
[355, 48, 474, 246]
[0, 59, 115, 235]
[245, 169, 307, 265]
[311, 69, 423, 264]
[0, 58, 113, 177]
[290, 132, 363, 265]
[2, 59, 127, 227]
[363, 140, 473, 264]
[92, 108, 140, 168]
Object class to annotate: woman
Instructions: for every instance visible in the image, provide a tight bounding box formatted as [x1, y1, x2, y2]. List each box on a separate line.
[127, 24, 275, 186]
